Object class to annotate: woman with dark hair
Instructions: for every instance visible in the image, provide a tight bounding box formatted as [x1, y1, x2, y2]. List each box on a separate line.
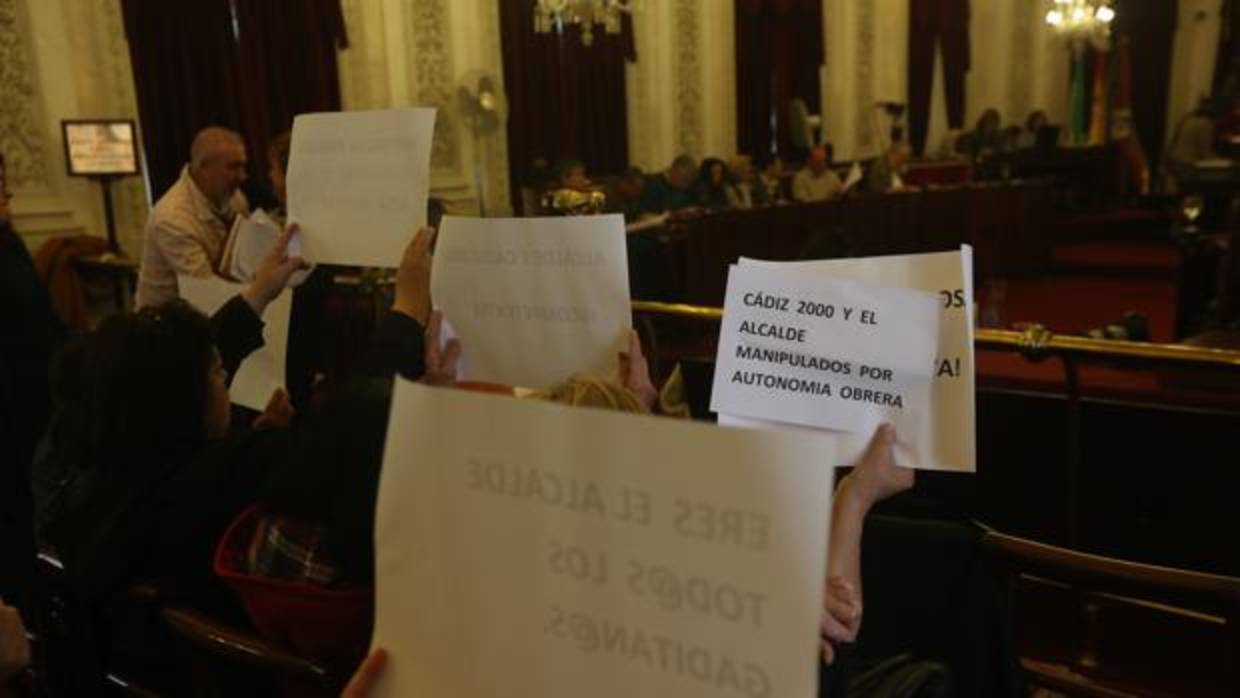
[693, 157, 731, 212]
[956, 108, 1007, 162]
[34, 226, 440, 678]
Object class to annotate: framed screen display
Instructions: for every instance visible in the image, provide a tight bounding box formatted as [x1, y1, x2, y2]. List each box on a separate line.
[62, 119, 140, 176]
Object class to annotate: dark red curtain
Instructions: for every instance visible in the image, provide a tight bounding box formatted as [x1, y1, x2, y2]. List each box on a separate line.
[1215, 0, 1240, 98]
[500, 2, 635, 211]
[121, 0, 247, 200]
[1114, 0, 1178, 171]
[907, 0, 970, 156]
[734, 0, 823, 160]
[234, 0, 348, 181]
[122, 0, 346, 201]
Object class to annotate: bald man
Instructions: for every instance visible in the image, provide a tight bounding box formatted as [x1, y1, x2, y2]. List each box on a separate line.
[135, 127, 250, 308]
[792, 145, 843, 203]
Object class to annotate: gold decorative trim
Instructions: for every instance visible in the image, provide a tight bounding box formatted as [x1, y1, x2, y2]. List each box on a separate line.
[630, 301, 1240, 369]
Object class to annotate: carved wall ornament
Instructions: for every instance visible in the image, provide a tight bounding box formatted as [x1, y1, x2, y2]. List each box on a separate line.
[407, 0, 461, 175]
[0, 0, 50, 190]
[1009, 0, 1035, 124]
[674, 0, 702, 157]
[854, 0, 876, 151]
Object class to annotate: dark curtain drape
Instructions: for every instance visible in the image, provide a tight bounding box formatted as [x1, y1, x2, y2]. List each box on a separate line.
[500, 2, 635, 211]
[907, 0, 970, 156]
[234, 0, 348, 180]
[121, 0, 246, 200]
[734, 0, 823, 161]
[1114, 0, 1178, 171]
[122, 0, 346, 202]
[1215, 0, 1240, 99]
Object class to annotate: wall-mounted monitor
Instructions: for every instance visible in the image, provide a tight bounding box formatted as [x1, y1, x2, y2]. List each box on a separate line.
[62, 119, 140, 176]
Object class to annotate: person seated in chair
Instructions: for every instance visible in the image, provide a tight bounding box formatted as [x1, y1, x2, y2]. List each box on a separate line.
[34, 225, 439, 679]
[793, 145, 844, 202]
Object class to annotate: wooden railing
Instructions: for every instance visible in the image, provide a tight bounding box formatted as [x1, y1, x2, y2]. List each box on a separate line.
[631, 300, 1240, 370]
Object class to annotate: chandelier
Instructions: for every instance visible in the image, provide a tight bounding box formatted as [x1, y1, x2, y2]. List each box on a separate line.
[533, 0, 636, 46]
[1045, 0, 1116, 43]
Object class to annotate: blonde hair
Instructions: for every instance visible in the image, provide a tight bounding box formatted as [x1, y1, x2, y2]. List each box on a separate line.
[528, 375, 649, 414]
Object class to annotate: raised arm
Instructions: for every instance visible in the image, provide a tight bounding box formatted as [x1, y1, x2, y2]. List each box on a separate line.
[821, 424, 913, 663]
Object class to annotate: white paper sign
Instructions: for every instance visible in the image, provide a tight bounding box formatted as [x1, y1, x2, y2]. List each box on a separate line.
[373, 380, 834, 698]
[719, 247, 976, 472]
[431, 215, 632, 387]
[223, 210, 312, 288]
[177, 276, 292, 411]
[710, 264, 939, 438]
[286, 108, 435, 267]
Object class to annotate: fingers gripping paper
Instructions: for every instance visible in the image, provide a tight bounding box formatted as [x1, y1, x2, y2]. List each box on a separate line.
[372, 381, 835, 698]
[719, 247, 976, 472]
[287, 108, 435, 267]
[177, 276, 292, 411]
[431, 215, 632, 387]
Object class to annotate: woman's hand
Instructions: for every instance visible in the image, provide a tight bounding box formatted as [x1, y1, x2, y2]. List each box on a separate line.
[0, 602, 30, 683]
[393, 227, 436, 326]
[821, 575, 861, 661]
[251, 388, 295, 431]
[617, 330, 658, 410]
[341, 648, 387, 698]
[840, 423, 913, 511]
[242, 223, 308, 315]
[423, 310, 462, 387]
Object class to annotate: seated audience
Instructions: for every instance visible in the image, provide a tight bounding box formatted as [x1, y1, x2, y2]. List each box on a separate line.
[756, 154, 788, 204]
[135, 126, 250, 309]
[1165, 97, 1222, 192]
[693, 157, 731, 212]
[1015, 110, 1048, 150]
[726, 155, 768, 209]
[955, 109, 1007, 163]
[0, 152, 63, 608]
[864, 140, 912, 194]
[792, 145, 844, 202]
[35, 225, 438, 679]
[541, 157, 606, 214]
[604, 166, 646, 222]
[554, 158, 591, 192]
[638, 154, 697, 216]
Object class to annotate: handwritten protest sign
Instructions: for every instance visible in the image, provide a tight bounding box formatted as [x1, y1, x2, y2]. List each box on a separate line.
[286, 108, 435, 267]
[372, 380, 835, 698]
[711, 264, 939, 438]
[719, 247, 976, 472]
[431, 214, 631, 387]
[177, 276, 292, 411]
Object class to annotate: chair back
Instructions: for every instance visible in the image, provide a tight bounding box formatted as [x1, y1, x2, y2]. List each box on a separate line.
[27, 549, 164, 697]
[983, 530, 1240, 697]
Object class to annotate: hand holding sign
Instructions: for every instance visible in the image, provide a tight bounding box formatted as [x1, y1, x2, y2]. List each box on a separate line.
[373, 381, 834, 698]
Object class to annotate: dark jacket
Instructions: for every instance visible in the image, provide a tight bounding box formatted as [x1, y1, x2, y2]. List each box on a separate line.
[39, 298, 426, 609]
[0, 223, 63, 604]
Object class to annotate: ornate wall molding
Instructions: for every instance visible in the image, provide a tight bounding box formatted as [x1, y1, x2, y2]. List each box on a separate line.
[477, 0, 512, 214]
[407, 0, 461, 176]
[1008, 0, 1035, 124]
[0, 0, 50, 191]
[853, 0, 877, 152]
[95, 0, 148, 252]
[673, 0, 702, 156]
[339, 0, 393, 110]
